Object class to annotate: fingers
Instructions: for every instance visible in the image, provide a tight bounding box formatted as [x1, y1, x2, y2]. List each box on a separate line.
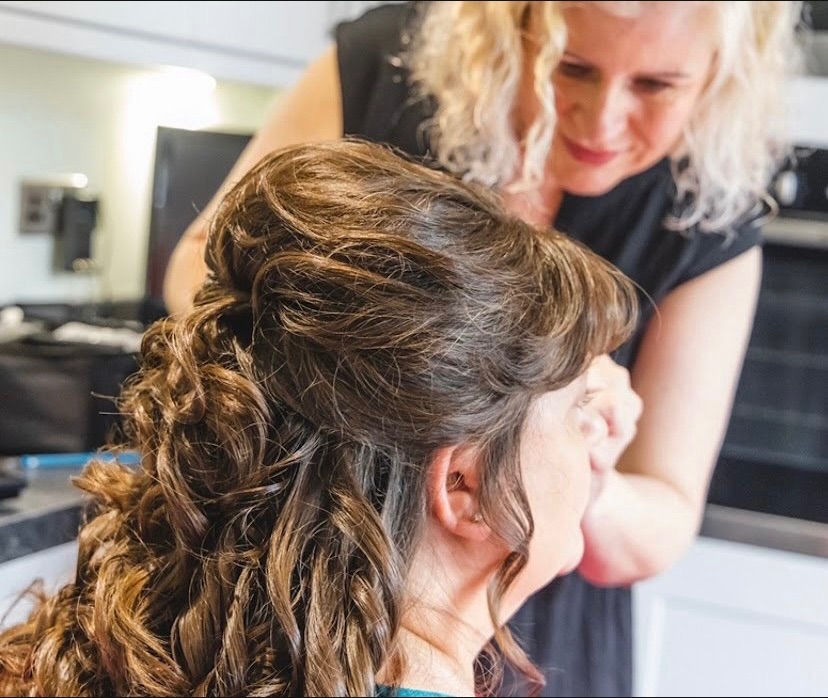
[587, 353, 632, 392]
[586, 355, 642, 429]
[581, 355, 643, 479]
[601, 393, 642, 439]
[579, 404, 610, 447]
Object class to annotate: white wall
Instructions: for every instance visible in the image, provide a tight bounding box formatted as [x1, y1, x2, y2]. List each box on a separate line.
[1, 40, 826, 307]
[0, 542, 78, 629]
[0, 43, 278, 304]
[788, 76, 828, 146]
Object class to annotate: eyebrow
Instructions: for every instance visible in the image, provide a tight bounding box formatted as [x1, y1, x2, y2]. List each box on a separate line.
[561, 52, 691, 80]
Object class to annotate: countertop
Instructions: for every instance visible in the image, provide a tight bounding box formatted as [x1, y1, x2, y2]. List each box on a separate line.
[2, 464, 828, 565]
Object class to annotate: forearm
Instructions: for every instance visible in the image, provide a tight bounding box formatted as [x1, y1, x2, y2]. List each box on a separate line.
[162, 231, 209, 316]
[575, 251, 761, 588]
[577, 468, 702, 587]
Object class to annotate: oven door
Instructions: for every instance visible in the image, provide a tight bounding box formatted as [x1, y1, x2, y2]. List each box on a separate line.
[705, 216, 828, 555]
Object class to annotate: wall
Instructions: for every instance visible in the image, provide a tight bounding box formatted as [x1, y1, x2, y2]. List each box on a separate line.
[2, 39, 826, 307]
[0, 43, 278, 304]
[788, 76, 828, 146]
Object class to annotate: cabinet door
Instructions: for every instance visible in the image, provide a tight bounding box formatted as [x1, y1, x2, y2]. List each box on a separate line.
[193, 2, 331, 66]
[0, 1, 195, 41]
[633, 536, 828, 697]
[0, 1, 301, 87]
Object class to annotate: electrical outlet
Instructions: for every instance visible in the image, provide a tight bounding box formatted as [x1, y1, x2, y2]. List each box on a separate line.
[19, 182, 65, 234]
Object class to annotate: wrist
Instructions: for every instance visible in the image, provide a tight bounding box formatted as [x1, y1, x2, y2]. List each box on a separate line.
[579, 469, 679, 585]
[583, 467, 622, 527]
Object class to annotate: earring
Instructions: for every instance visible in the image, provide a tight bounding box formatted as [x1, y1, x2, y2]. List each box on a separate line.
[470, 512, 483, 524]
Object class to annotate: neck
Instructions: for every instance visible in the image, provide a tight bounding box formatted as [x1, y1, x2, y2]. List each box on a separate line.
[391, 621, 480, 696]
[377, 543, 497, 695]
[500, 179, 563, 228]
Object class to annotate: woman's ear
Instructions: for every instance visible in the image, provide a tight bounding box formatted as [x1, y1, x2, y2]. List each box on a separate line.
[428, 445, 490, 541]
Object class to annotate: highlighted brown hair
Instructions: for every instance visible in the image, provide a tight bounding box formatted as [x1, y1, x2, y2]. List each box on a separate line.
[0, 139, 636, 696]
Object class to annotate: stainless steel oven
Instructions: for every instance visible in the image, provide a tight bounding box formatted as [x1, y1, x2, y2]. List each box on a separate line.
[703, 146, 828, 557]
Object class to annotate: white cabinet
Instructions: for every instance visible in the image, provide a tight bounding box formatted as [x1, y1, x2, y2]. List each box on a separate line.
[192, 2, 331, 66]
[0, 541, 78, 630]
[0, 1, 380, 87]
[633, 535, 828, 697]
[0, 1, 195, 41]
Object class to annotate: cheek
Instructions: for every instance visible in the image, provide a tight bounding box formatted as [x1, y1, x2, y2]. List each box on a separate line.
[530, 428, 591, 518]
[552, 77, 588, 117]
[633, 99, 697, 155]
[566, 428, 592, 511]
[562, 415, 593, 504]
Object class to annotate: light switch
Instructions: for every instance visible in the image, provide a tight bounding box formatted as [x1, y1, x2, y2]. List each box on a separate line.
[19, 183, 65, 235]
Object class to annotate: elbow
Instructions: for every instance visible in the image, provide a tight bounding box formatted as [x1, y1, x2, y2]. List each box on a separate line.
[577, 548, 666, 588]
[578, 530, 694, 588]
[577, 491, 702, 588]
[634, 522, 699, 582]
[625, 496, 702, 583]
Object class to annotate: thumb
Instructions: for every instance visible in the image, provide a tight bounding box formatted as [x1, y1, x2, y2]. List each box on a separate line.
[579, 405, 609, 448]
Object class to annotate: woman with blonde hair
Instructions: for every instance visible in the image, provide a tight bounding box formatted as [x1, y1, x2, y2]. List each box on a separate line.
[162, 2, 803, 694]
[0, 139, 636, 697]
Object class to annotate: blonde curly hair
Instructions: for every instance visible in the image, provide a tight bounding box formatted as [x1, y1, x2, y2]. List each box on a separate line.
[405, 1, 803, 233]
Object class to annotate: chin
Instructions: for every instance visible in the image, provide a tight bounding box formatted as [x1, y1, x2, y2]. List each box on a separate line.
[557, 169, 625, 197]
[557, 556, 579, 577]
[560, 535, 586, 576]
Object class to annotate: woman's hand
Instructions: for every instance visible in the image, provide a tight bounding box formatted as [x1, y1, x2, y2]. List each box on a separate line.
[582, 354, 643, 505]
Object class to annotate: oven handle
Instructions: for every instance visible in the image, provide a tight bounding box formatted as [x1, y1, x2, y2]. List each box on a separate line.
[763, 217, 828, 249]
[701, 503, 828, 559]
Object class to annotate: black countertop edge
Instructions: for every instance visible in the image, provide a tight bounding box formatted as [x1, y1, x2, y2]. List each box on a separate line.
[0, 503, 82, 563]
[700, 503, 828, 559]
[0, 467, 85, 564]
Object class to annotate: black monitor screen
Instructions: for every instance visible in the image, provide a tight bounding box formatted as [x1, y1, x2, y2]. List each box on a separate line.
[145, 126, 252, 308]
[806, 1, 828, 30]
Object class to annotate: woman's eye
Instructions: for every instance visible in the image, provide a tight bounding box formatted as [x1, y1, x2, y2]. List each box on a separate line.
[635, 78, 673, 94]
[557, 61, 592, 79]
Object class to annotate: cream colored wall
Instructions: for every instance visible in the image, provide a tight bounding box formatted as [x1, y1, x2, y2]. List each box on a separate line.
[0, 43, 278, 304]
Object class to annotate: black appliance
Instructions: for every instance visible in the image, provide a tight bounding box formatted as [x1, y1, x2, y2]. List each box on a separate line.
[53, 193, 98, 272]
[145, 126, 252, 308]
[0, 128, 253, 465]
[706, 146, 828, 531]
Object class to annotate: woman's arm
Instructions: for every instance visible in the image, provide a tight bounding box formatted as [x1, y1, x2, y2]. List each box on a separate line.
[162, 45, 343, 315]
[578, 245, 762, 586]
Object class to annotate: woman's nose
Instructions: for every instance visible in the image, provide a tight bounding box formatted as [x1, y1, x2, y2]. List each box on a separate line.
[578, 81, 630, 145]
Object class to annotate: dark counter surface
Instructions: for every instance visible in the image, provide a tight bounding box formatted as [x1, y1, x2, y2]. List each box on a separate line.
[0, 466, 85, 563]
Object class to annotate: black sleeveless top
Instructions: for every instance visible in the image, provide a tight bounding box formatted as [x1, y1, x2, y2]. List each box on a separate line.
[336, 4, 762, 696]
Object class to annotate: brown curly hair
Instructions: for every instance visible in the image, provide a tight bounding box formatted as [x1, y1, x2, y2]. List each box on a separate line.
[0, 139, 637, 696]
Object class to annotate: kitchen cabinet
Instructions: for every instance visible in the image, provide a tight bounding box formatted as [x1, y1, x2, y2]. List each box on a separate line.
[633, 531, 828, 697]
[0, 1, 388, 87]
[192, 2, 331, 67]
[0, 1, 195, 42]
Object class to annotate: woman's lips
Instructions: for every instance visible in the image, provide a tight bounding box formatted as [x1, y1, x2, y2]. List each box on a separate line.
[562, 136, 619, 166]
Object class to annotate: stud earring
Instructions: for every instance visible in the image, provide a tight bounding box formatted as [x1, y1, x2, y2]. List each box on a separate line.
[470, 512, 483, 524]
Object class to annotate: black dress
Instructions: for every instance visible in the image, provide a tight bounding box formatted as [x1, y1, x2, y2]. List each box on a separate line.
[335, 4, 762, 696]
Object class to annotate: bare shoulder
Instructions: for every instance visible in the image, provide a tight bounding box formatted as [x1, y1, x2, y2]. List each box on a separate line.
[240, 45, 343, 175]
[162, 47, 344, 314]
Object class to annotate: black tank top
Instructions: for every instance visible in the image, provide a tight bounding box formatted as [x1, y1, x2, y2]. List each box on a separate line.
[336, 4, 762, 696]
